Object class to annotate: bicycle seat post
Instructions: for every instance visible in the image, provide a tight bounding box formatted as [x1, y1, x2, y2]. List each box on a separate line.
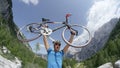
[65, 14, 71, 29]
[65, 16, 68, 24]
[65, 13, 71, 24]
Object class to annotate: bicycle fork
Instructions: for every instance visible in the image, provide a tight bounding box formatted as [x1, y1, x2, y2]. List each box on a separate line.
[66, 25, 78, 36]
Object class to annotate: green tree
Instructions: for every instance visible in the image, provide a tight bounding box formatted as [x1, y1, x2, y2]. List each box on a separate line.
[32, 42, 41, 63]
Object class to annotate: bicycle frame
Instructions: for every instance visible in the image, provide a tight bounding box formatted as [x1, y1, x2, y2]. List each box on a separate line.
[17, 14, 92, 48]
[37, 17, 77, 35]
[17, 14, 74, 42]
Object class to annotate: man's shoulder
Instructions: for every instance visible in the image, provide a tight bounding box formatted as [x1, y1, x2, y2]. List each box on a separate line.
[47, 48, 53, 54]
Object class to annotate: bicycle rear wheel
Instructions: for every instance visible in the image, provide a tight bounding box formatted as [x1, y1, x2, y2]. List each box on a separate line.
[17, 23, 42, 42]
[62, 24, 92, 48]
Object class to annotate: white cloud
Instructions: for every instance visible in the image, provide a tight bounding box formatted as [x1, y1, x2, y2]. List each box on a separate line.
[20, 0, 39, 5]
[73, 0, 120, 45]
[87, 0, 120, 36]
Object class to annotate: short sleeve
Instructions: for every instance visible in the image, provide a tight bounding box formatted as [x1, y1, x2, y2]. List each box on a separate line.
[60, 50, 64, 56]
[47, 48, 52, 54]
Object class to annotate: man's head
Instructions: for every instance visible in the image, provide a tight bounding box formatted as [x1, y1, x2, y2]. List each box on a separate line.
[53, 40, 61, 52]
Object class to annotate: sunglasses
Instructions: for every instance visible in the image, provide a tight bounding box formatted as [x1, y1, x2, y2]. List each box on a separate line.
[54, 43, 61, 46]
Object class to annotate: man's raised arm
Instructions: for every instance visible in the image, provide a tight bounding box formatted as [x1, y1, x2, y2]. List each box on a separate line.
[43, 35, 50, 50]
[63, 32, 75, 53]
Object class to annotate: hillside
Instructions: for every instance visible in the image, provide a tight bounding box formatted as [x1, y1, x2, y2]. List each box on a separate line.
[66, 18, 119, 61]
[80, 18, 120, 68]
[62, 18, 120, 68]
[0, 0, 47, 68]
[0, 14, 47, 68]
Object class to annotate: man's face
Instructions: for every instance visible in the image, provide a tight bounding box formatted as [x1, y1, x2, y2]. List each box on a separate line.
[54, 43, 60, 52]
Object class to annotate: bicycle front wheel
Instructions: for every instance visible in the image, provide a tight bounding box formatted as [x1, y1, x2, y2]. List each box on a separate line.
[17, 23, 42, 42]
[62, 24, 92, 48]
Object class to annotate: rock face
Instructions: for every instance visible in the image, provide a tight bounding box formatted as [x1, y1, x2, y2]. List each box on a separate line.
[97, 60, 120, 68]
[0, 45, 22, 68]
[67, 18, 119, 61]
[97, 62, 113, 68]
[0, 55, 21, 68]
[115, 60, 120, 68]
[0, 0, 12, 20]
[0, 0, 18, 36]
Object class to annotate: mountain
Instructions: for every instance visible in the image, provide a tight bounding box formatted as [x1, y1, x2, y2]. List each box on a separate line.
[66, 18, 119, 61]
[0, 0, 47, 68]
[81, 18, 120, 68]
[63, 18, 120, 68]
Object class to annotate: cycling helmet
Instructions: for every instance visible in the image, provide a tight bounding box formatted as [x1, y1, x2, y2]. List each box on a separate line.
[53, 40, 61, 46]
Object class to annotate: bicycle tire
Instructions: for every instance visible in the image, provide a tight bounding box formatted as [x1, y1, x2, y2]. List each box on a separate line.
[62, 24, 92, 48]
[17, 23, 42, 42]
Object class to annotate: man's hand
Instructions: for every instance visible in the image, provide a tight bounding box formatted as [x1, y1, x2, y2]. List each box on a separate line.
[70, 30, 76, 35]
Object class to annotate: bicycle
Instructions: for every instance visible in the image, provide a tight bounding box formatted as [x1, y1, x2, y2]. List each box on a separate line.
[17, 14, 92, 48]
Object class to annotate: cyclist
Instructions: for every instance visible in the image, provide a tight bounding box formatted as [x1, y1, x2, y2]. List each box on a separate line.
[43, 31, 75, 68]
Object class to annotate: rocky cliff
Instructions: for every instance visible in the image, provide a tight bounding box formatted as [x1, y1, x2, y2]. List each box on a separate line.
[0, 0, 19, 36]
[67, 18, 119, 61]
[0, 0, 12, 20]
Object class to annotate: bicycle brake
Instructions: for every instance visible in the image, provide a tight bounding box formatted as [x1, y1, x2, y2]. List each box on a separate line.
[71, 28, 78, 36]
[27, 26, 33, 32]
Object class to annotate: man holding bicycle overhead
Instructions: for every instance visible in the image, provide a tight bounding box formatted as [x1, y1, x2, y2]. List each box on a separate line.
[43, 31, 75, 68]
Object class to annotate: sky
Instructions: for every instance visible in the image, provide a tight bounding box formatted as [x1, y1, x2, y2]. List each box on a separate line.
[12, 0, 120, 54]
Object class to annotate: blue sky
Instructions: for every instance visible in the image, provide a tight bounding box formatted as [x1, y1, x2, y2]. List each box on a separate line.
[12, 0, 93, 27]
[12, 0, 120, 54]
